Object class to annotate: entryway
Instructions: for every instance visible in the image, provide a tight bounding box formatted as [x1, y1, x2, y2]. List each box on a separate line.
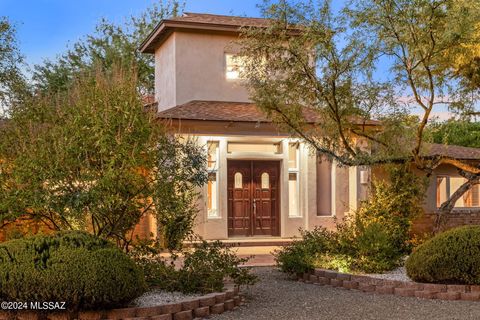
[227, 160, 280, 237]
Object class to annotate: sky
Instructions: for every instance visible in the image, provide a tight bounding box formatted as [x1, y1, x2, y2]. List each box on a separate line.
[0, 0, 261, 67]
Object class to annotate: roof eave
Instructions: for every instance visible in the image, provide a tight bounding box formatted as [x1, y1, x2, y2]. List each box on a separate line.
[139, 20, 244, 54]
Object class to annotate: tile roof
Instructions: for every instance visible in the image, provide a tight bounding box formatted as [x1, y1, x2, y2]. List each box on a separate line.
[157, 101, 480, 160]
[168, 12, 272, 28]
[423, 143, 480, 160]
[140, 12, 299, 53]
[157, 100, 380, 125]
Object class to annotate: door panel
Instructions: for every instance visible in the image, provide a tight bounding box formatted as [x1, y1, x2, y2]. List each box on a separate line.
[227, 161, 251, 236]
[227, 160, 280, 237]
[252, 161, 279, 236]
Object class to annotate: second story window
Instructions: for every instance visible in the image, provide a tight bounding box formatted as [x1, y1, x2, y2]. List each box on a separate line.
[225, 53, 245, 80]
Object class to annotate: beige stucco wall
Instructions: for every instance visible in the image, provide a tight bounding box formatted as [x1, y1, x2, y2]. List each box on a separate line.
[154, 31, 251, 111]
[154, 34, 176, 110]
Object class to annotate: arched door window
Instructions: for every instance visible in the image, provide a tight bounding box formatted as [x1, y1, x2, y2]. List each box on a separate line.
[261, 172, 270, 189]
[234, 172, 243, 188]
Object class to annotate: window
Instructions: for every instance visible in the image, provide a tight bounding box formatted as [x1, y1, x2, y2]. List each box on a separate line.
[234, 172, 243, 189]
[225, 53, 245, 80]
[288, 143, 301, 217]
[207, 141, 219, 218]
[436, 176, 480, 208]
[261, 172, 270, 189]
[288, 143, 299, 169]
[227, 142, 281, 154]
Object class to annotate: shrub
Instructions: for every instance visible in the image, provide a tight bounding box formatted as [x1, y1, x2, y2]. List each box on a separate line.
[276, 166, 426, 274]
[178, 241, 257, 293]
[0, 231, 145, 310]
[274, 227, 335, 275]
[406, 226, 480, 284]
[131, 240, 257, 294]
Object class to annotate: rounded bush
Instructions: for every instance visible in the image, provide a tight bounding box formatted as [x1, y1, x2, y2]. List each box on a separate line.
[0, 231, 145, 310]
[406, 226, 480, 284]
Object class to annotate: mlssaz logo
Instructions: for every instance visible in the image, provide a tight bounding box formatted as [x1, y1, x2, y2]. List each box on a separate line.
[30, 302, 66, 310]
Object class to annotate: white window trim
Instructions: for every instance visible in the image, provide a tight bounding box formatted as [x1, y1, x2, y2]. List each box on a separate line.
[207, 141, 220, 219]
[288, 143, 301, 218]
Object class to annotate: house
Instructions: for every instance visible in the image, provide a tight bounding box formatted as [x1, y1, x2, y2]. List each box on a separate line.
[138, 12, 480, 240]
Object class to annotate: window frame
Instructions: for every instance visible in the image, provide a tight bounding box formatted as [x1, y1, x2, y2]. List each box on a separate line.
[436, 175, 480, 209]
[225, 53, 245, 81]
[288, 142, 301, 217]
[206, 141, 220, 218]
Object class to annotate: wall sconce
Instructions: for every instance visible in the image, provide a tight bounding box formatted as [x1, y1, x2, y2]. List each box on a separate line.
[360, 169, 369, 185]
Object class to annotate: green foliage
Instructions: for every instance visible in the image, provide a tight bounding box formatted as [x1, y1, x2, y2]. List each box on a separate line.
[33, 1, 183, 94]
[274, 227, 336, 275]
[0, 16, 28, 115]
[178, 241, 258, 293]
[131, 240, 257, 294]
[0, 231, 145, 310]
[406, 226, 480, 284]
[154, 138, 208, 251]
[276, 166, 426, 274]
[0, 65, 207, 249]
[428, 119, 480, 148]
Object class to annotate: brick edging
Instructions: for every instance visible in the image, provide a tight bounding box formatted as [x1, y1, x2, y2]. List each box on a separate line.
[298, 269, 480, 301]
[1, 285, 244, 320]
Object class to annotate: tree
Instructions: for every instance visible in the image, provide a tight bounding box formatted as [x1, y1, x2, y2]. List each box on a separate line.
[428, 119, 480, 148]
[239, 0, 480, 229]
[0, 64, 206, 250]
[0, 17, 29, 116]
[32, 0, 183, 95]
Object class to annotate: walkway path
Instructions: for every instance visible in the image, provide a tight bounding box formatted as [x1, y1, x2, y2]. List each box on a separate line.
[212, 267, 480, 320]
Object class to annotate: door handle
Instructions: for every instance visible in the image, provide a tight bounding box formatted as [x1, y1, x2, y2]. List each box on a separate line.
[253, 199, 256, 217]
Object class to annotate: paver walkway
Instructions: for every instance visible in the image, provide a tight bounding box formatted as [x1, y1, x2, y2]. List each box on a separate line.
[212, 267, 480, 320]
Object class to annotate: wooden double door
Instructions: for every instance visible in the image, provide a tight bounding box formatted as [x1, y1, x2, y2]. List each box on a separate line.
[227, 160, 280, 237]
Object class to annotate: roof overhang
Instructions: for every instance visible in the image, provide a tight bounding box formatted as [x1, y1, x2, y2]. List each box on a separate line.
[139, 20, 245, 54]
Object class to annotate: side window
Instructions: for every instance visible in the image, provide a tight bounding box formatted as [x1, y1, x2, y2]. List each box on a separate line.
[207, 141, 219, 218]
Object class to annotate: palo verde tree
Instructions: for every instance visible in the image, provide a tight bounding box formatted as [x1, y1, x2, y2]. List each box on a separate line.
[0, 65, 207, 250]
[239, 0, 480, 229]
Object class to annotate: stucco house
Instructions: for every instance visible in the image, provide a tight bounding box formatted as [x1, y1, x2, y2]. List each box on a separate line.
[135, 12, 480, 241]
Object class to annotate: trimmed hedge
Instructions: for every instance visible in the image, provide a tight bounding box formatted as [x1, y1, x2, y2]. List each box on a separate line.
[406, 226, 480, 284]
[0, 231, 145, 310]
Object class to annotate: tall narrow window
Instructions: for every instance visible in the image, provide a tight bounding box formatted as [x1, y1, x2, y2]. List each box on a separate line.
[288, 143, 301, 217]
[225, 53, 245, 80]
[207, 141, 219, 218]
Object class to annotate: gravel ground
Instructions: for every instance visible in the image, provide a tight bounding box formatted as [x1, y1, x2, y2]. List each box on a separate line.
[211, 267, 480, 320]
[132, 289, 202, 307]
[365, 266, 412, 282]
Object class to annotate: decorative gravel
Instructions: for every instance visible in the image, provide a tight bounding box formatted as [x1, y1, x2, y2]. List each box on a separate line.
[363, 266, 413, 282]
[132, 289, 202, 307]
[211, 267, 480, 320]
